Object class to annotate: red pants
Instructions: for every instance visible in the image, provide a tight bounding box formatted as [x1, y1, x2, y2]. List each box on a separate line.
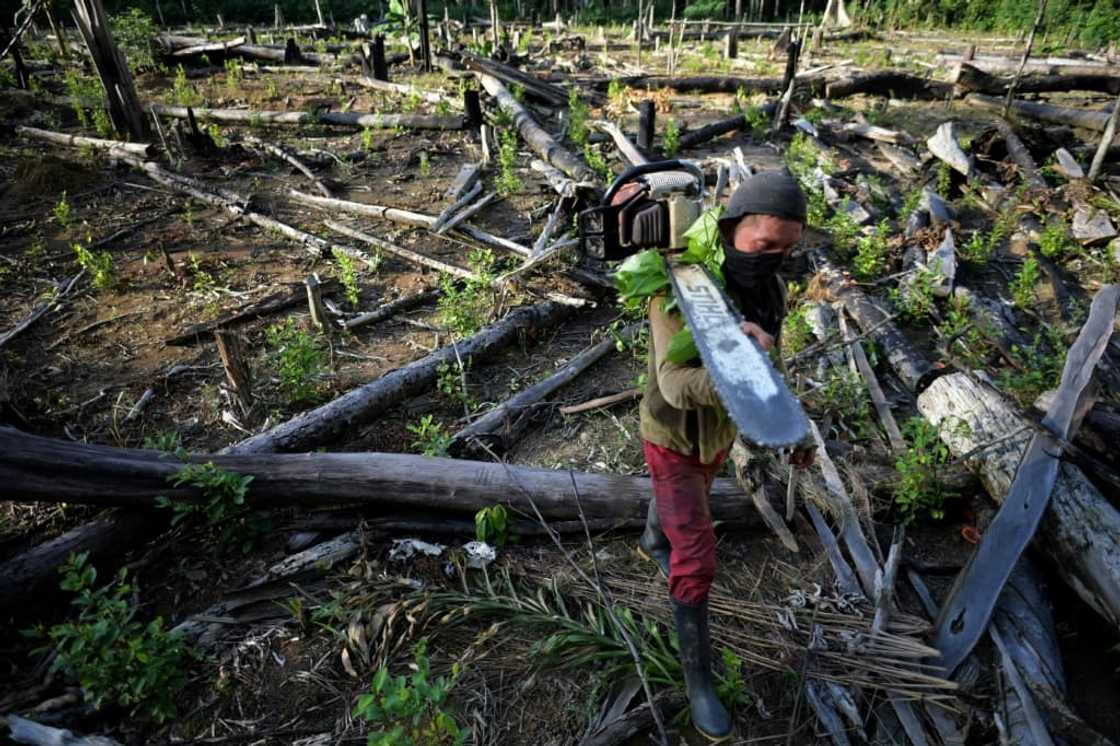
[643, 440, 728, 606]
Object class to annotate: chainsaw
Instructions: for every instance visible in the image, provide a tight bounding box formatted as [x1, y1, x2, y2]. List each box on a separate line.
[578, 160, 809, 448]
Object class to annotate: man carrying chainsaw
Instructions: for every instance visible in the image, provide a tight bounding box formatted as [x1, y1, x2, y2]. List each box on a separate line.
[637, 171, 814, 741]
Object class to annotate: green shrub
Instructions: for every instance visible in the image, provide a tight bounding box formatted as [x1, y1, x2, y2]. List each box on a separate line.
[352, 639, 463, 746]
[474, 504, 509, 546]
[999, 326, 1068, 405]
[437, 250, 497, 337]
[336, 251, 362, 308]
[584, 143, 613, 183]
[781, 303, 815, 356]
[171, 64, 201, 107]
[852, 220, 891, 280]
[495, 128, 522, 195]
[53, 191, 72, 227]
[662, 119, 680, 157]
[894, 417, 957, 523]
[1039, 219, 1074, 260]
[1010, 256, 1041, 309]
[156, 461, 265, 551]
[265, 318, 325, 403]
[111, 9, 156, 70]
[407, 414, 452, 457]
[74, 242, 114, 289]
[436, 360, 476, 411]
[567, 85, 589, 147]
[889, 266, 941, 323]
[26, 553, 193, 723]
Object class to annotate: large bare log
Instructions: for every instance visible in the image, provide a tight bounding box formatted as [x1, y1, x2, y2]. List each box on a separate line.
[477, 72, 597, 183]
[449, 322, 643, 455]
[937, 53, 1120, 77]
[0, 427, 756, 521]
[917, 373, 1120, 630]
[456, 51, 570, 107]
[826, 70, 953, 100]
[226, 301, 572, 454]
[964, 93, 1113, 132]
[952, 62, 1120, 96]
[605, 74, 827, 97]
[151, 104, 465, 131]
[16, 125, 154, 157]
[155, 33, 339, 66]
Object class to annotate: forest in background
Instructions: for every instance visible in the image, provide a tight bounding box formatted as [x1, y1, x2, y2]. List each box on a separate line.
[3, 0, 1119, 49]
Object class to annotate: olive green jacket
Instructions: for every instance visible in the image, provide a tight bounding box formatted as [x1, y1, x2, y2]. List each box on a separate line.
[639, 284, 787, 464]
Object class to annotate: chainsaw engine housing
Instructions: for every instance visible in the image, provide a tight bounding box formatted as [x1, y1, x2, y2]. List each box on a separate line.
[579, 160, 705, 261]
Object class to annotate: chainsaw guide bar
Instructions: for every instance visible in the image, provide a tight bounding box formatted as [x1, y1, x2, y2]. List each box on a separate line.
[666, 260, 809, 448]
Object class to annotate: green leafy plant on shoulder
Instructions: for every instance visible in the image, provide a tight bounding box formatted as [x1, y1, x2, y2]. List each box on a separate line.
[407, 414, 452, 457]
[495, 128, 522, 195]
[1010, 256, 1041, 310]
[475, 504, 509, 547]
[265, 318, 325, 404]
[894, 417, 960, 524]
[614, 250, 670, 315]
[352, 639, 464, 746]
[25, 552, 194, 723]
[74, 241, 114, 289]
[662, 119, 680, 157]
[155, 461, 265, 551]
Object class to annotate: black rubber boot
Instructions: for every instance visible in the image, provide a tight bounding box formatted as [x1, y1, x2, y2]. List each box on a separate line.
[673, 599, 733, 742]
[637, 498, 671, 577]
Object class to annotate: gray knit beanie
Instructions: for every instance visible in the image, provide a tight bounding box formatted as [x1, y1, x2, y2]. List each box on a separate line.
[718, 170, 807, 240]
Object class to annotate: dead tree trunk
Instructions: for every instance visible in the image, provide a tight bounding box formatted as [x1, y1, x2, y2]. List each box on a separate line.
[0, 426, 756, 520]
[964, 93, 1112, 132]
[151, 104, 466, 131]
[72, 0, 149, 140]
[952, 62, 1120, 96]
[477, 72, 597, 183]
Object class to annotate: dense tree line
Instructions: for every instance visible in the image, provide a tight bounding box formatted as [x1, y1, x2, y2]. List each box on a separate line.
[2, 0, 1117, 50]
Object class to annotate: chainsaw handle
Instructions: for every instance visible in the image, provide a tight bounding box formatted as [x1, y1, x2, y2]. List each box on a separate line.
[601, 160, 704, 206]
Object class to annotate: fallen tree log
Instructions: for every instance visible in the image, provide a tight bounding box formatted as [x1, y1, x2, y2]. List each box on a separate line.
[0, 426, 758, 521]
[679, 113, 748, 151]
[226, 301, 572, 453]
[917, 372, 1120, 630]
[937, 53, 1120, 77]
[477, 72, 597, 183]
[602, 74, 827, 97]
[457, 50, 570, 107]
[953, 62, 1120, 97]
[826, 70, 953, 100]
[964, 93, 1113, 132]
[449, 322, 643, 456]
[155, 33, 339, 66]
[150, 104, 465, 131]
[287, 188, 532, 258]
[16, 125, 155, 157]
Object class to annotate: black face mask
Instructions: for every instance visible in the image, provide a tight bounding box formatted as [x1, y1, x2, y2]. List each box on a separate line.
[722, 244, 785, 291]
